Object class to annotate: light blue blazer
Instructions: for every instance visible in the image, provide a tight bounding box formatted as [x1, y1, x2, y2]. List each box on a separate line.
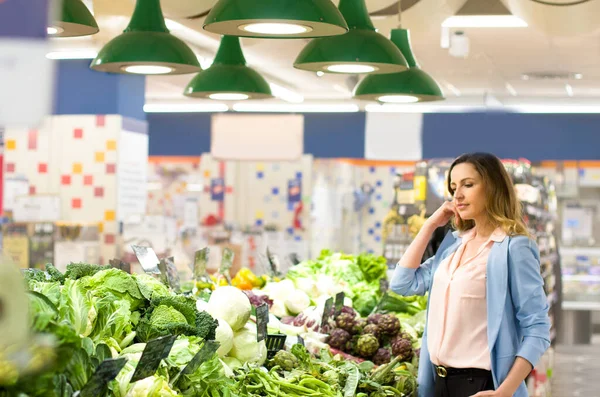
[390, 231, 551, 397]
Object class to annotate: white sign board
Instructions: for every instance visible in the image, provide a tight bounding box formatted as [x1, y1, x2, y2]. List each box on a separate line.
[13, 195, 61, 222]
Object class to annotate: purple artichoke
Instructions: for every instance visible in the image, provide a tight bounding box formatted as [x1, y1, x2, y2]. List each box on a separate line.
[362, 324, 381, 339]
[351, 317, 367, 335]
[372, 348, 391, 365]
[378, 314, 401, 336]
[328, 328, 351, 349]
[367, 313, 383, 325]
[356, 334, 380, 359]
[391, 337, 414, 361]
[341, 306, 357, 318]
[335, 313, 356, 333]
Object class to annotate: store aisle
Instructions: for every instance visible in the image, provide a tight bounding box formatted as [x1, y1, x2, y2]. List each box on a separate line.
[551, 337, 600, 396]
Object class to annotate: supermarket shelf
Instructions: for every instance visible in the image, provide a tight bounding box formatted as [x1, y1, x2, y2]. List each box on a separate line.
[562, 274, 600, 282]
[562, 301, 600, 311]
[559, 246, 600, 257]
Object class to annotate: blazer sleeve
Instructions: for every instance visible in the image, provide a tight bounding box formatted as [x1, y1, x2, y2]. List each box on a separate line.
[508, 236, 551, 368]
[389, 255, 437, 297]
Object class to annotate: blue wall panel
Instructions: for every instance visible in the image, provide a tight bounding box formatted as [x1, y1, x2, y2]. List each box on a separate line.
[422, 112, 600, 161]
[303, 112, 366, 158]
[147, 113, 212, 156]
[147, 112, 367, 158]
[53, 60, 146, 120]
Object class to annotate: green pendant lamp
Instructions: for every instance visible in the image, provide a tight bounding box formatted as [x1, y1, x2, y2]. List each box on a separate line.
[353, 29, 444, 102]
[90, 0, 201, 75]
[203, 0, 348, 39]
[184, 36, 272, 100]
[294, 0, 408, 74]
[47, 0, 99, 38]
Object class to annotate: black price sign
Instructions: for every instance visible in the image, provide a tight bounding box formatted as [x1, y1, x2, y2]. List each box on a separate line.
[132, 245, 161, 275]
[194, 248, 210, 280]
[297, 335, 305, 346]
[334, 292, 345, 317]
[321, 297, 334, 331]
[181, 340, 220, 376]
[266, 247, 281, 277]
[78, 358, 127, 397]
[288, 253, 301, 266]
[130, 335, 177, 383]
[256, 303, 269, 343]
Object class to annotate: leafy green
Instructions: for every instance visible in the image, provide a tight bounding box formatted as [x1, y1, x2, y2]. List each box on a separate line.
[136, 296, 218, 343]
[80, 269, 144, 310]
[134, 273, 170, 301]
[44, 264, 65, 283]
[58, 279, 97, 338]
[64, 263, 110, 280]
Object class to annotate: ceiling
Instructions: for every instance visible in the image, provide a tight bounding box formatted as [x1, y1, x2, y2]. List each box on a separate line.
[51, 0, 600, 111]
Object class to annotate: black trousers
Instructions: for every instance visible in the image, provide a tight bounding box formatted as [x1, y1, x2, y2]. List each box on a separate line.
[434, 369, 495, 397]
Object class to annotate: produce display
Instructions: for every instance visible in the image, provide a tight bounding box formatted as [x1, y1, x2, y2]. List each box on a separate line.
[1, 248, 428, 397]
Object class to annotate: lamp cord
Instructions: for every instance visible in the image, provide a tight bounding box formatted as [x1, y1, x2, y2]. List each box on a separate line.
[397, 0, 402, 28]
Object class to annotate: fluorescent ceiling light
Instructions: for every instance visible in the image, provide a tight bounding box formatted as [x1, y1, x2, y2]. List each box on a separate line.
[269, 83, 304, 103]
[565, 84, 574, 97]
[378, 95, 419, 104]
[365, 104, 483, 113]
[144, 103, 229, 113]
[505, 83, 517, 96]
[46, 50, 98, 59]
[233, 103, 359, 113]
[442, 15, 527, 28]
[507, 105, 600, 114]
[446, 83, 461, 97]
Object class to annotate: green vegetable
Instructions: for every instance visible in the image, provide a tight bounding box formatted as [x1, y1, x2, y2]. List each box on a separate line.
[134, 273, 170, 301]
[64, 263, 110, 281]
[136, 295, 218, 343]
[45, 264, 65, 283]
[272, 350, 299, 371]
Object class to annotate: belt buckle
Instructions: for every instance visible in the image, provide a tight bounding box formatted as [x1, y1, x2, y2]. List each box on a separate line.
[436, 366, 448, 378]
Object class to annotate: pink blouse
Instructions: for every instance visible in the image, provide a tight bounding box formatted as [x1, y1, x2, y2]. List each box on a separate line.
[427, 227, 507, 370]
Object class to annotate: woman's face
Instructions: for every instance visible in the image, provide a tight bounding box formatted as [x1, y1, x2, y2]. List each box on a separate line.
[449, 162, 487, 221]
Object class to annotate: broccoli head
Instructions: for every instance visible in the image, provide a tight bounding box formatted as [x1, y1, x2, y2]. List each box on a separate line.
[64, 263, 110, 280]
[136, 295, 218, 343]
[44, 264, 65, 283]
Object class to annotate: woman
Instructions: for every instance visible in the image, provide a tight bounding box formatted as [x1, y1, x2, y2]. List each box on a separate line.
[390, 153, 550, 397]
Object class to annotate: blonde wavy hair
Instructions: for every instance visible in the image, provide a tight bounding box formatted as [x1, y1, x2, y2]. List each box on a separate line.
[447, 152, 530, 237]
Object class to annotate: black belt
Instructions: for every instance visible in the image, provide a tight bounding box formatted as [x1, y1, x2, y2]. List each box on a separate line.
[435, 365, 491, 378]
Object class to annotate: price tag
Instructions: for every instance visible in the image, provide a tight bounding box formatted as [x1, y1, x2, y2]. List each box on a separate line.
[379, 278, 389, 295]
[130, 335, 177, 383]
[218, 247, 234, 285]
[193, 248, 213, 291]
[157, 258, 170, 286]
[334, 292, 345, 318]
[165, 257, 181, 293]
[266, 247, 281, 277]
[256, 303, 269, 343]
[78, 358, 127, 397]
[180, 340, 220, 376]
[297, 335, 305, 346]
[132, 245, 161, 275]
[109, 258, 131, 274]
[288, 253, 301, 266]
[321, 297, 334, 331]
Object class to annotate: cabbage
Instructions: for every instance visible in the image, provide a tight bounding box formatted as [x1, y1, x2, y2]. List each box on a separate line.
[284, 290, 311, 315]
[214, 318, 234, 357]
[207, 286, 251, 331]
[221, 356, 242, 371]
[229, 324, 267, 365]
